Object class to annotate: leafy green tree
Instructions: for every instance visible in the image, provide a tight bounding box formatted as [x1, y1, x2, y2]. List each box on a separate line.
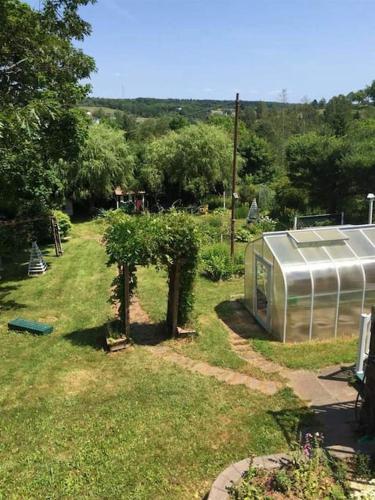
[324, 95, 353, 135]
[0, 0, 95, 216]
[239, 133, 276, 183]
[69, 123, 135, 202]
[365, 81, 375, 103]
[144, 123, 234, 201]
[286, 132, 346, 212]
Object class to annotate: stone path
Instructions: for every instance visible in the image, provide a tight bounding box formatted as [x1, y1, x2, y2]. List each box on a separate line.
[150, 344, 281, 396]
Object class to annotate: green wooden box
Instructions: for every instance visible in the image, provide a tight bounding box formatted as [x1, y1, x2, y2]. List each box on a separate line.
[8, 318, 53, 335]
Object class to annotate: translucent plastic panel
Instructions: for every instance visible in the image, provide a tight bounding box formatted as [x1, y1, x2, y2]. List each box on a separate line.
[362, 259, 375, 312]
[362, 228, 375, 247]
[253, 238, 263, 258]
[311, 265, 338, 340]
[336, 262, 364, 338]
[266, 235, 304, 266]
[314, 228, 348, 242]
[286, 268, 312, 342]
[255, 256, 271, 329]
[244, 242, 255, 313]
[326, 241, 356, 260]
[299, 245, 331, 264]
[342, 229, 375, 257]
[288, 230, 321, 244]
[271, 263, 286, 341]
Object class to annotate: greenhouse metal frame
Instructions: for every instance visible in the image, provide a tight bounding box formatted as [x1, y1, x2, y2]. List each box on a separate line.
[244, 224, 375, 343]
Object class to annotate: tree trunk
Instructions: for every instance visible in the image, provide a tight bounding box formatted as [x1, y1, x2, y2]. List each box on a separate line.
[122, 263, 130, 338]
[166, 261, 181, 337]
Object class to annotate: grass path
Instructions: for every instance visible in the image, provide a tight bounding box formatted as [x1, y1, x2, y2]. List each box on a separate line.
[0, 221, 306, 499]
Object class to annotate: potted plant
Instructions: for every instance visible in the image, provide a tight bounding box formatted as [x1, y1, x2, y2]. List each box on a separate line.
[105, 320, 130, 352]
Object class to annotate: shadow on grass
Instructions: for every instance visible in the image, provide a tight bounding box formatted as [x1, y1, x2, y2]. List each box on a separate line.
[0, 284, 27, 312]
[0, 243, 57, 286]
[215, 299, 273, 342]
[131, 320, 170, 346]
[64, 321, 170, 350]
[64, 324, 107, 350]
[268, 403, 318, 448]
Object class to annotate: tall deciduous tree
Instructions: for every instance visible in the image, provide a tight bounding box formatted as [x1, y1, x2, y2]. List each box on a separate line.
[143, 123, 234, 201]
[69, 123, 135, 202]
[239, 132, 276, 183]
[286, 132, 346, 213]
[0, 0, 95, 216]
[324, 95, 353, 136]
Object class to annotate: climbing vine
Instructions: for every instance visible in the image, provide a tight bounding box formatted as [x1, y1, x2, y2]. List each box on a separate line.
[104, 210, 200, 336]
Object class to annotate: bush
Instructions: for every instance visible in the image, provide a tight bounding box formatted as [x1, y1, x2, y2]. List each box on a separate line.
[248, 215, 277, 235]
[235, 227, 253, 242]
[53, 210, 72, 238]
[199, 213, 229, 245]
[201, 244, 244, 281]
[236, 203, 250, 219]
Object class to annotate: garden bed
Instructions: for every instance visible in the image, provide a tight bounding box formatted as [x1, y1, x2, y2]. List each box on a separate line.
[209, 434, 375, 499]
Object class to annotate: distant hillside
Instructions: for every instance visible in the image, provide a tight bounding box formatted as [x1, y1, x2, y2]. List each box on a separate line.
[81, 97, 286, 119]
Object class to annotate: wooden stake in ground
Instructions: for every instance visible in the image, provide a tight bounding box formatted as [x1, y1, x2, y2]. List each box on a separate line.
[230, 92, 240, 258]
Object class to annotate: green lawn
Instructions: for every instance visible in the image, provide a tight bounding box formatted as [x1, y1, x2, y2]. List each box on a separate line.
[251, 336, 357, 370]
[0, 221, 306, 499]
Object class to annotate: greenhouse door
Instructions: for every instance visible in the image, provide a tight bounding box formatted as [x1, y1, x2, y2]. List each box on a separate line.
[254, 256, 271, 330]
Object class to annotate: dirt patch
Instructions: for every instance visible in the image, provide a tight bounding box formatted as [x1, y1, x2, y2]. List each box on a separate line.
[61, 368, 99, 396]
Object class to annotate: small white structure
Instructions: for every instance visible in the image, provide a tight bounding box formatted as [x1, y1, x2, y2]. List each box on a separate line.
[247, 198, 259, 224]
[28, 241, 47, 276]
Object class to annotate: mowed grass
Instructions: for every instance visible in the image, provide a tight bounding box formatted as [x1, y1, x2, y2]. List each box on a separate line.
[251, 335, 357, 370]
[0, 221, 306, 499]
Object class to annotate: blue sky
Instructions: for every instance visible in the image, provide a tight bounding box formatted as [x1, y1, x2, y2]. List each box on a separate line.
[26, 0, 375, 102]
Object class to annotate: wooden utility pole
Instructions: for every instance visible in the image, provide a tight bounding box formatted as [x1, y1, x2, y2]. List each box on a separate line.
[230, 92, 240, 258]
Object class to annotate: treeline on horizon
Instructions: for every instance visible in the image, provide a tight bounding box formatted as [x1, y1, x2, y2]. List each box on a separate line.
[81, 96, 287, 119]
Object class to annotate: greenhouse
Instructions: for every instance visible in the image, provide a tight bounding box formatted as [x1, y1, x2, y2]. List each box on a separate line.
[244, 224, 375, 343]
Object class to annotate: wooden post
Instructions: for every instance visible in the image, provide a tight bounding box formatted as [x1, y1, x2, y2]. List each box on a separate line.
[166, 261, 181, 337]
[360, 306, 375, 434]
[122, 263, 130, 338]
[171, 260, 181, 337]
[230, 93, 240, 258]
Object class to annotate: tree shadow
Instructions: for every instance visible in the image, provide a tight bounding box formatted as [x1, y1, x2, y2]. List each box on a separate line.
[63, 324, 107, 350]
[0, 284, 26, 312]
[1, 242, 57, 286]
[130, 320, 170, 345]
[63, 321, 170, 350]
[215, 299, 273, 342]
